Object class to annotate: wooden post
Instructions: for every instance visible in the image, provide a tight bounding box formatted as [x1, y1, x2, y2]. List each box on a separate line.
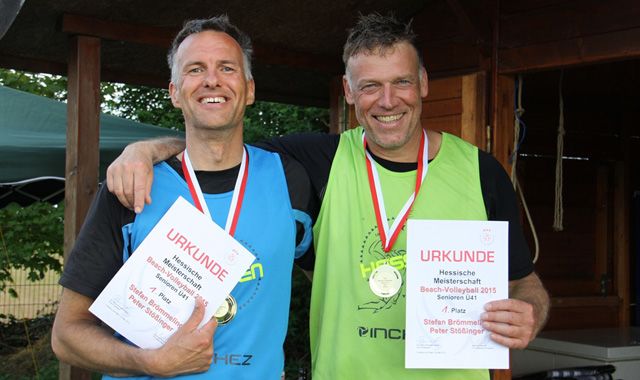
[492, 75, 515, 172]
[328, 75, 357, 134]
[614, 115, 631, 326]
[60, 34, 101, 380]
[461, 72, 486, 149]
[329, 75, 343, 134]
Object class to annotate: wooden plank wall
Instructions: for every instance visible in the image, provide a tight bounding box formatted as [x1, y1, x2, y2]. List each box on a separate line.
[422, 72, 486, 149]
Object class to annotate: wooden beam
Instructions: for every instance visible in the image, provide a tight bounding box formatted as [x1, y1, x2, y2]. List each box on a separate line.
[0, 54, 67, 76]
[445, 0, 485, 46]
[499, 27, 640, 74]
[61, 13, 174, 48]
[252, 44, 342, 74]
[61, 13, 341, 74]
[500, 0, 640, 48]
[61, 35, 101, 380]
[422, 41, 483, 75]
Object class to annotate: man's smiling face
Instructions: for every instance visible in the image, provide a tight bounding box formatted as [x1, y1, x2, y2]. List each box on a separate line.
[169, 30, 255, 134]
[343, 41, 428, 159]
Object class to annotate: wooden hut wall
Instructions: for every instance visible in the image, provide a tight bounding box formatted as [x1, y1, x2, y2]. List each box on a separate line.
[514, 60, 640, 329]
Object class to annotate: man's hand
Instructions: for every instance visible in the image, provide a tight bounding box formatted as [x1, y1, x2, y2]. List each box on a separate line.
[481, 272, 549, 349]
[145, 297, 218, 377]
[107, 142, 154, 213]
[481, 298, 535, 349]
[106, 137, 185, 213]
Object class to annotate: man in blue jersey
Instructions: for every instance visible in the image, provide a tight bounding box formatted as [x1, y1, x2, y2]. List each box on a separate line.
[52, 16, 314, 379]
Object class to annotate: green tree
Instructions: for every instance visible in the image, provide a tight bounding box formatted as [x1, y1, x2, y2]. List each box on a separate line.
[0, 69, 67, 100]
[99, 82, 329, 139]
[0, 202, 64, 297]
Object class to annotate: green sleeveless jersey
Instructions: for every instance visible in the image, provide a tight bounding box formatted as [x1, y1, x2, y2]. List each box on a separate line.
[310, 127, 489, 379]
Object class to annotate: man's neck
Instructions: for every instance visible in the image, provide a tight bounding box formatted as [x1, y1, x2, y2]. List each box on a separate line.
[183, 128, 244, 171]
[368, 129, 442, 163]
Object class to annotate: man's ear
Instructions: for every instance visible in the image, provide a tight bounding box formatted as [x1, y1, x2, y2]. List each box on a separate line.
[419, 66, 429, 99]
[169, 81, 181, 108]
[343, 74, 355, 105]
[246, 78, 256, 105]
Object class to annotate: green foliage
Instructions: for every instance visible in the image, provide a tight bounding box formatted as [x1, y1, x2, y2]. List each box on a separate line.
[100, 83, 185, 130]
[98, 82, 329, 141]
[244, 101, 329, 143]
[0, 203, 64, 294]
[0, 68, 67, 100]
[284, 268, 312, 376]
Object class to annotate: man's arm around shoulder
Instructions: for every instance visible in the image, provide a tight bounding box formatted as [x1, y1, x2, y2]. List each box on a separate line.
[107, 137, 185, 213]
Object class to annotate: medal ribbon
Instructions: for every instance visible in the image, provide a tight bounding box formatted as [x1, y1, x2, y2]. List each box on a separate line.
[363, 130, 428, 252]
[181, 147, 249, 236]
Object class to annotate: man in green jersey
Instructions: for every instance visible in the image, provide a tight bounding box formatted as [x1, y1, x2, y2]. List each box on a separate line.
[106, 13, 549, 379]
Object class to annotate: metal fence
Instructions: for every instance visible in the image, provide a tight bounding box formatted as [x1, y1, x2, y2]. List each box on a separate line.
[0, 268, 60, 320]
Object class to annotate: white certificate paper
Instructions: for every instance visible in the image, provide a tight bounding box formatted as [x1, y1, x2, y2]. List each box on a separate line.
[89, 196, 255, 349]
[405, 219, 508, 369]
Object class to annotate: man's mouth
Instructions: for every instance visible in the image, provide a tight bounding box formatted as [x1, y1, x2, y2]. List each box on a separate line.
[200, 96, 227, 104]
[374, 113, 403, 123]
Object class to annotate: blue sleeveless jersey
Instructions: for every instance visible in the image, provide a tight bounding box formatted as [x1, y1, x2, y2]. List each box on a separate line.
[105, 146, 296, 379]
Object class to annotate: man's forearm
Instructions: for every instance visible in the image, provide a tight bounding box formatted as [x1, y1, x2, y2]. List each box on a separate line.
[136, 137, 185, 164]
[51, 290, 155, 376]
[52, 317, 152, 376]
[509, 272, 550, 336]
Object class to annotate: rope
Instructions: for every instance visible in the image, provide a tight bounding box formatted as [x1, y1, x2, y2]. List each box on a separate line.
[511, 74, 524, 185]
[516, 178, 539, 263]
[511, 74, 540, 263]
[553, 71, 565, 231]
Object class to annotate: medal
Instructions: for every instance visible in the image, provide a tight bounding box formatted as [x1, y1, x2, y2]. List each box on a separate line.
[363, 131, 428, 297]
[213, 295, 238, 324]
[369, 264, 403, 298]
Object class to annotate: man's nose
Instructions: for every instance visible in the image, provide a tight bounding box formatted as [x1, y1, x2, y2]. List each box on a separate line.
[377, 84, 397, 109]
[203, 69, 219, 87]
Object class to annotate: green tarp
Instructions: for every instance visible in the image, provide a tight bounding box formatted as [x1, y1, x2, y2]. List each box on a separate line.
[0, 84, 183, 206]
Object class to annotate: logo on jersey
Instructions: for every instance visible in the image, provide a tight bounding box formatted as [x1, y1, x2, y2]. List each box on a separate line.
[233, 239, 264, 310]
[213, 352, 253, 366]
[357, 220, 406, 314]
[357, 326, 405, 340]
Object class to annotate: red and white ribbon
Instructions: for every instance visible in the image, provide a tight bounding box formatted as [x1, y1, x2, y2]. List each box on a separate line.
[363, 131, 428, 252]
[181, 148, 249, 236]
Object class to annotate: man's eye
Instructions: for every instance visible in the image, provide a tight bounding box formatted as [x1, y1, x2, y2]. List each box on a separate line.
[221, 66, 235, 73]
[361, 83, 378, 91]
[188, 67, 204, 74]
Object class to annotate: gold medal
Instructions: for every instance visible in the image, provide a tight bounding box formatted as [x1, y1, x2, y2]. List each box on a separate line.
[214, 295, 237, 324]
[369, 264, 402, 298]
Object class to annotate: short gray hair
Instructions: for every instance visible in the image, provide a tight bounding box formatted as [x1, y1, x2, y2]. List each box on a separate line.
[167, 15, 253, 84]
[343, 13, 423, 88]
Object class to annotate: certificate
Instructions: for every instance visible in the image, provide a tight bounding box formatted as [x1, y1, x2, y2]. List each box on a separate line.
[89, 196, 255, 349]
[405, 219, 508, 369]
